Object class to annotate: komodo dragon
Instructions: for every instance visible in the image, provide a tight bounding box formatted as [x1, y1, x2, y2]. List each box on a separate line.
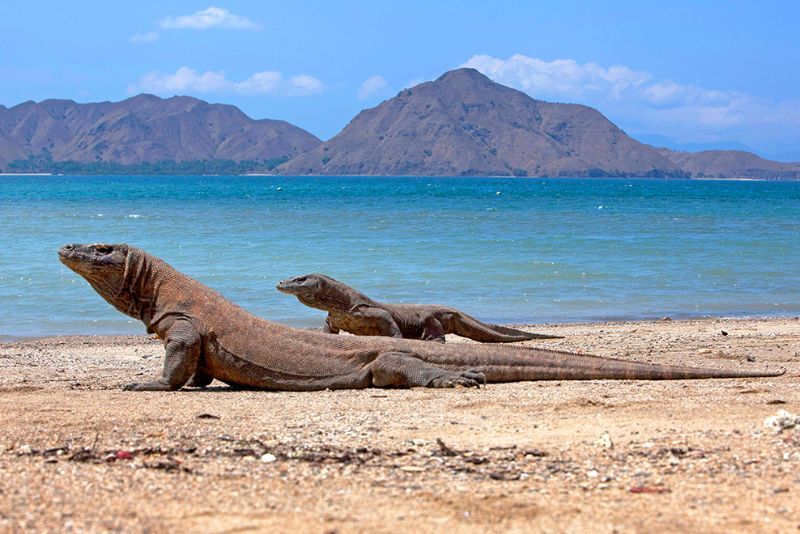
[58, 243, 784, 391]
[277, 273, 560, 343]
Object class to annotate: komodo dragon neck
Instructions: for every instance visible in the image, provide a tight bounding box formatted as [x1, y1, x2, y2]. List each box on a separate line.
[297, 283, 373, 313]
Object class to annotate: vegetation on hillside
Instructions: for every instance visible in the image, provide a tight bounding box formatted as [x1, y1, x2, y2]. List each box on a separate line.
[2, 152, 288, 175]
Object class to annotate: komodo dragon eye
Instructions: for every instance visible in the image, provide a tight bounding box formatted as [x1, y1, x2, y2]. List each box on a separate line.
[95, 245, 113, 254]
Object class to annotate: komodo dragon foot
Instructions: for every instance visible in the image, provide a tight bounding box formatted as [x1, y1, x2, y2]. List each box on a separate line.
[369, 352, 486, 388]
[429, 370, 486, 388]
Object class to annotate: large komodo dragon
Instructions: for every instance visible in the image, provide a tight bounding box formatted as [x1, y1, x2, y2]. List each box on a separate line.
[277, 273, 560, 343]
[58, 243, 784, 391]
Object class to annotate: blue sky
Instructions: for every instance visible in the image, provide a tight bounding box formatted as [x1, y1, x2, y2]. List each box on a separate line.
[1, 1, 798, 158]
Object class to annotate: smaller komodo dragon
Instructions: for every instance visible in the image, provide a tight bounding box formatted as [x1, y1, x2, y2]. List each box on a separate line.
[59, 243, 784, 392]
[277, 273, 560, 343]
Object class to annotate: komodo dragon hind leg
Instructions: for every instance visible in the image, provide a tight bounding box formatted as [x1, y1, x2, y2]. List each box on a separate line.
[352, 306, 403, 338]
[124, 320, 201, 391]
[370, 351, 485, 388]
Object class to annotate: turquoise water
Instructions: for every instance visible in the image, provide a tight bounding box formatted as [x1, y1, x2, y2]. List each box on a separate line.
[1, 175, 798, 338]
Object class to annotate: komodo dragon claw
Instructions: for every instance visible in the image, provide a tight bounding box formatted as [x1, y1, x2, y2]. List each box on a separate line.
[430, 370, 486, 388]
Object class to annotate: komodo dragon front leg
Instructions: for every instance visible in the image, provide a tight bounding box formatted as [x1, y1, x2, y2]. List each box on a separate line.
[124, 320, 201, 391]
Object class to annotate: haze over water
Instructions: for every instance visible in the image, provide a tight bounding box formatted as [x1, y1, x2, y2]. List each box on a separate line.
[1, 175, 798, 338]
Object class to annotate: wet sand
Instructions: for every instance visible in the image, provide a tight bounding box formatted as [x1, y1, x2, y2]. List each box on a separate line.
[1, 317, 798, 532]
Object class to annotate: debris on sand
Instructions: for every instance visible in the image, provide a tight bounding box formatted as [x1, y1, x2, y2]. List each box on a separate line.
[764, 410, 800, 433]
[594, 432, 614, 449]
[435, 438, 459, 457]
[105, 450, 134, 461]
[630, 485, 671, 494]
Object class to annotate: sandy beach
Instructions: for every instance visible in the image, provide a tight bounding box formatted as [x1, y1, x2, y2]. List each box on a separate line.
[1, 317, 798, 532]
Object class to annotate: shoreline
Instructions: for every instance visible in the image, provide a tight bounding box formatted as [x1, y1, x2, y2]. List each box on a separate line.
[3, 313, 797, 343]
[3, 174, 799, 182]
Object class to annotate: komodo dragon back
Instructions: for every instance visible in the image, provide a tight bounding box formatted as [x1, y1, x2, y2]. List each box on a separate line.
[59, 243, 785, 392]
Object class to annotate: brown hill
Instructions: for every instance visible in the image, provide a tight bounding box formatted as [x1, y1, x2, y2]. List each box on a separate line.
[658, 149, 800, 180]
[279, 68, 685, 177]
[0, 95, 321, 167]
[279, 68, 800, 179]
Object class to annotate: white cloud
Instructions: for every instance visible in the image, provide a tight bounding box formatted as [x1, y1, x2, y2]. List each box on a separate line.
[461, 53, 800, 149]
[463, 54, 701, 105]
[129, 67, 324, 96]
[130, 31, 159, 44]
[135, 67, 228, 93]
[236, 71, 282, 93]
[159, 6, 260, 30]
[290, 74, 325, 95]
[357, 75, 388, 99]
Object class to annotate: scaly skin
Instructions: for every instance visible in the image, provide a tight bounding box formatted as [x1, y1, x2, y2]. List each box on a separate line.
[277, 273, 561, 343]
[59, 244, 785, 391]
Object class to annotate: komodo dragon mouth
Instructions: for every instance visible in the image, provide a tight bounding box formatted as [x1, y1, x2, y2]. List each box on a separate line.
[58, 243, 128, 269]
[58, 243, 135, 316]
[276, 274, 328, 295]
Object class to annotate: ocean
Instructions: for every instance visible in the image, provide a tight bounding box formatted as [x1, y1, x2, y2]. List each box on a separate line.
[1, 175, 798, 338]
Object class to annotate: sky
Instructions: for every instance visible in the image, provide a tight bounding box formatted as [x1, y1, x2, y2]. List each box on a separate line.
[1, 1, 799, 159]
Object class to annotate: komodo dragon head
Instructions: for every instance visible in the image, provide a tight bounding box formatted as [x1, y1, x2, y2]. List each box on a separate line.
[58, 243, 139, 317]
[276, 273, 329, 297]
[276, 273, 349, 310]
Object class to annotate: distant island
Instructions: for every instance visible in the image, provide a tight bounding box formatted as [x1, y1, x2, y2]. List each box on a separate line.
[2, 69, 799, 179]
[0, 94, 320, 175]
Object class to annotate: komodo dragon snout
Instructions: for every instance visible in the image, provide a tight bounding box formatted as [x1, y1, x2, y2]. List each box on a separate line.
[59, 243, 128, 270]
[59, 243, 131, 308]
[276, 274, 328, 295]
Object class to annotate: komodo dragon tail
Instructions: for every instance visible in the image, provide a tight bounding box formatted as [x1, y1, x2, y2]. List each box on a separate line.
[417, 344, 786, 381]
[451, 314, 562, 342]
[487, 323, 562, 340]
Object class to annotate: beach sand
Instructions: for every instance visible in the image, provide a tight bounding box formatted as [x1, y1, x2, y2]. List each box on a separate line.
[1, 317, 798, 532]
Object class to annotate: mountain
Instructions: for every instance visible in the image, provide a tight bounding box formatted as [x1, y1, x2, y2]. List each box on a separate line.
[4, 71, 798, 179]
[659, 149, 800, 180]
[279, 68, 684, 177]
[279, 68, 800, 180]
[0, 95, 321, 168]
